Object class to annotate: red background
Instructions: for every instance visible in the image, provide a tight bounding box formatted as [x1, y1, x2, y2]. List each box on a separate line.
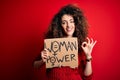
[0, 0, 120, 80]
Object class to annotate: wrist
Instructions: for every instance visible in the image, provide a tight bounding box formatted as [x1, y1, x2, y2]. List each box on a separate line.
[86, 57, 92, 62]
[86, 55, 92, 59]
[86, 55, 92, 62]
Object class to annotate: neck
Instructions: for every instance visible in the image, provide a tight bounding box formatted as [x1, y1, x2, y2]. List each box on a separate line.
[64, 35, 73, 38]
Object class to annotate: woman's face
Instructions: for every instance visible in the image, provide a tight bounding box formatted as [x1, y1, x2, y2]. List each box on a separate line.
[61, 14, 75, 37]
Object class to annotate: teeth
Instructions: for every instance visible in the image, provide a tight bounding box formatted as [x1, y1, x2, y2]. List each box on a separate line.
[67, 28, 72, 31]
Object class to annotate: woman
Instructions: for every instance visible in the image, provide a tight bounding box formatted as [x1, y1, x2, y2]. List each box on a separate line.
[34, 4, 97, 80]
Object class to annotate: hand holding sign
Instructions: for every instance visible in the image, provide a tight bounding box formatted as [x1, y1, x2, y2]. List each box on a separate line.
[41, 49, 49, 62]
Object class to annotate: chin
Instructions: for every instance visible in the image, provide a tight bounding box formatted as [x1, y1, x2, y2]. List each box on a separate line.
[67, 34, 73, 37]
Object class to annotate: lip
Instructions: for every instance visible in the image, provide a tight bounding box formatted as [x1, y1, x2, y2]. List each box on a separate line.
[66, 28, 72, 32]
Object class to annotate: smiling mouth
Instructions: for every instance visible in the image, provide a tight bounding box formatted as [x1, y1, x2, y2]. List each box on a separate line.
[66, 28, 72, 32]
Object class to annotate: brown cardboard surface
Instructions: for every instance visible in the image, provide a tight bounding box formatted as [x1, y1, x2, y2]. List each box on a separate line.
[44, 37, 78, 68]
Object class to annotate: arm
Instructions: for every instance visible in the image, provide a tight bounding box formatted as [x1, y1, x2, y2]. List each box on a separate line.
[81, 37, 97, 76]
[34, 59, 45, 69]
[33, 49, 49, 69]
[84, 56, 92, 76]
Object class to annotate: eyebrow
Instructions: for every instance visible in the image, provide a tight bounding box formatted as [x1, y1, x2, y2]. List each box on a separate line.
[62, 19, 74, 22]
[70, 19, 74, 21]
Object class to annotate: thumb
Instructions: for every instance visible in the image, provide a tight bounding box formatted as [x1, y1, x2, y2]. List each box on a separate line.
[81, 42, 87, 48]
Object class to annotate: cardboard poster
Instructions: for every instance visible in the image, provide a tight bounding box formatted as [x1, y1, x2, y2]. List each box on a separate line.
[44, 38, 78, 68]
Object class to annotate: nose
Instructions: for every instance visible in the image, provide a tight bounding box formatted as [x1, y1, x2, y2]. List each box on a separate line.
[67, 22, 71, 28]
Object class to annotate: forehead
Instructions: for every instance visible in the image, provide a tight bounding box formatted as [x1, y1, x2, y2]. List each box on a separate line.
[61, 14, 74, 21]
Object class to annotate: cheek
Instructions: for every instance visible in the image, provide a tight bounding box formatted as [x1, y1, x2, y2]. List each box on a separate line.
[62, 25, 66, 30]
[72, 25, 75, 30]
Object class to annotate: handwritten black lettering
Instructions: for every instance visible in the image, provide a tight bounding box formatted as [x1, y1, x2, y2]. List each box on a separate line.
[51, 41, 60, 53]
[65, 55, 70, 62]
[46, 54, 76, 66]
[44, 43, 51, 52]
[71, 54, 76, 61]
[45, 38, 78, 68]
[44, 40, 77, 53]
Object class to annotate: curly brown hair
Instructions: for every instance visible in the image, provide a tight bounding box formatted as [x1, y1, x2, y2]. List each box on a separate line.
[45, 4, 89, 53]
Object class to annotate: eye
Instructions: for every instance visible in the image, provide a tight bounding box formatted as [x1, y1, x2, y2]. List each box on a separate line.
[62, 22, 65, 24]
[61, 21, 66, 25]
[70, 20, 74, 23]
[70, 21, 74, 23]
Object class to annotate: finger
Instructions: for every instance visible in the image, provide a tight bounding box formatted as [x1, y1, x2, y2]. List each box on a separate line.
[43, 53, 48, 56]
[81, 42, 87, 48]
[42, 54, 49, 59]
[92, 40, 97, 47]
[42, 52, 48, 56]
[91, 38, 93, 44]
[44, 49, 49, 55]
[87, 37, 90, 44]
[41, 52, 47, 57]
[41, 50, 48, 54]
[42, 55, 48, 58]
[43, 51, 49, 56]
[42, 57, 47, 62]
[44, 48, 49, 54]
[44, 48, 49, 52]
